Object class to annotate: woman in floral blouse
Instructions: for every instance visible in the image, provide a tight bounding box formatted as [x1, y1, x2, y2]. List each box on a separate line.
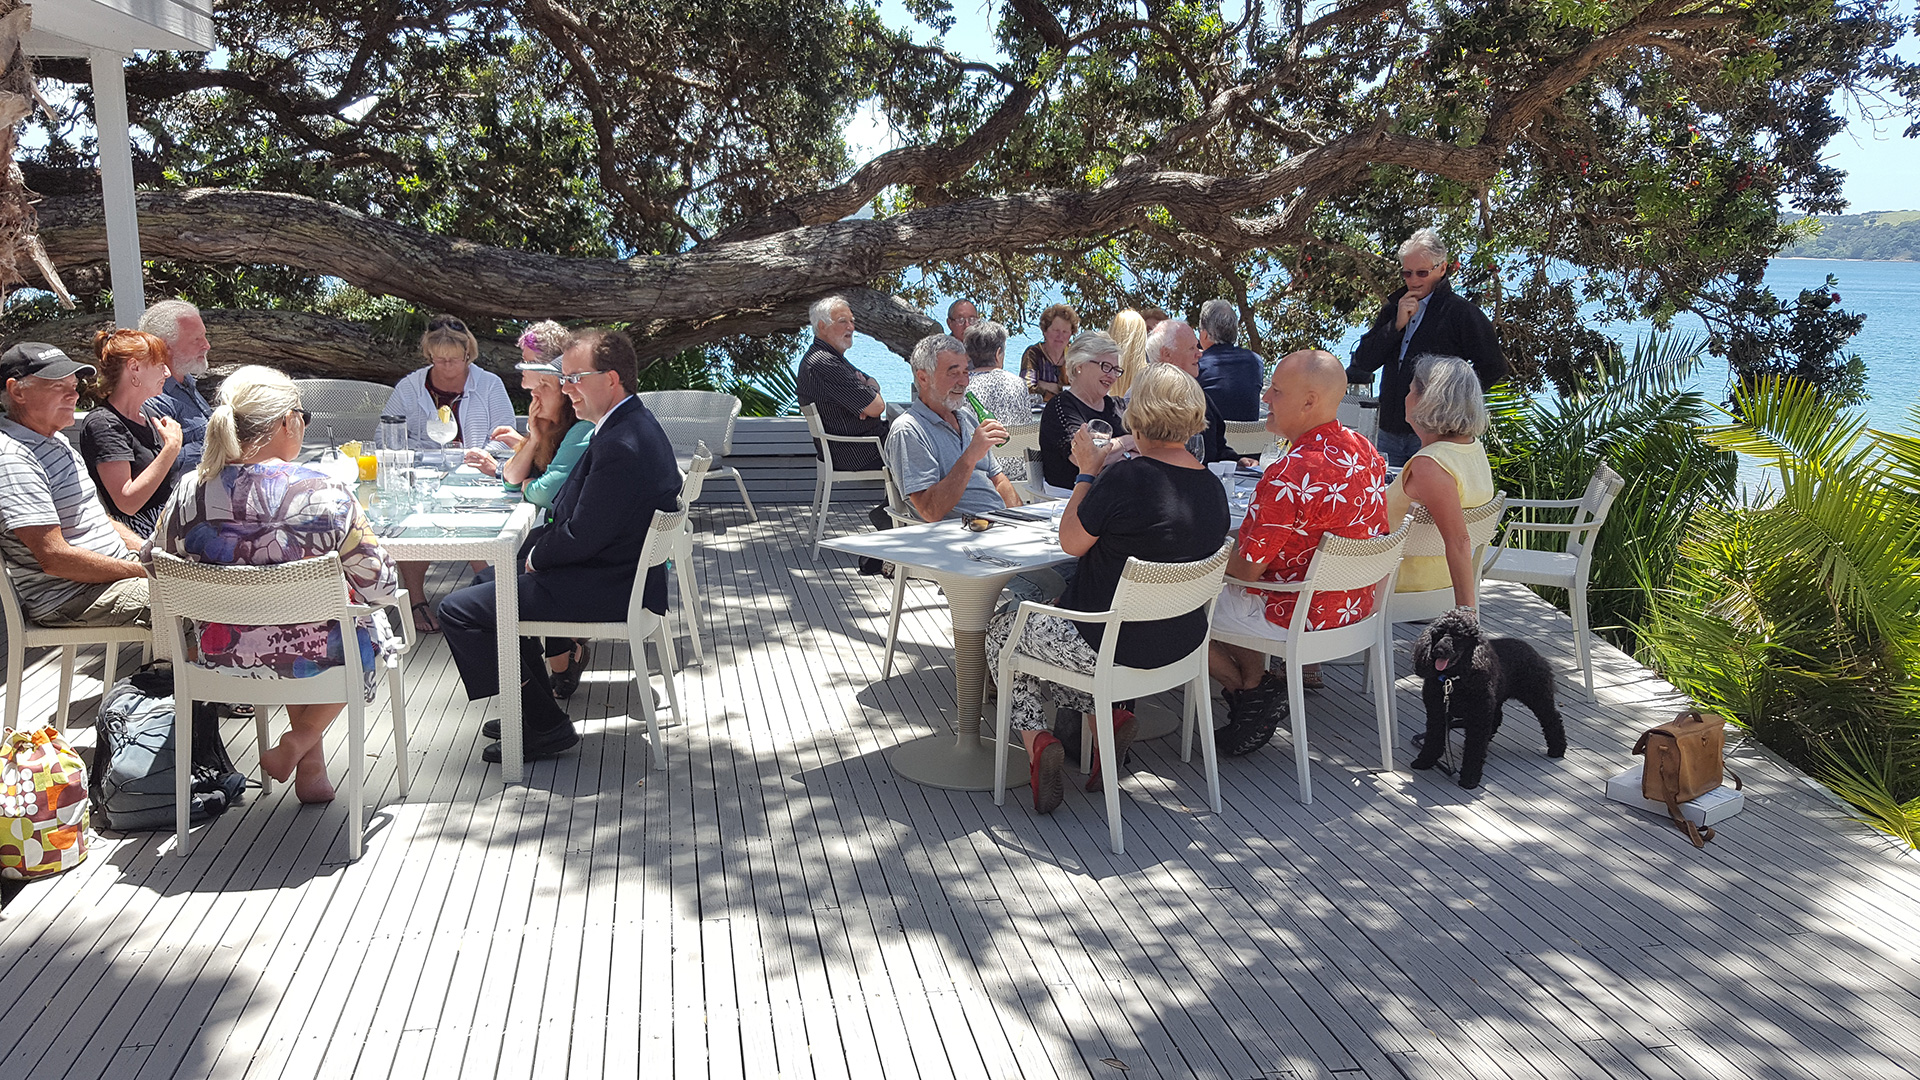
[144, 366, 400, 805]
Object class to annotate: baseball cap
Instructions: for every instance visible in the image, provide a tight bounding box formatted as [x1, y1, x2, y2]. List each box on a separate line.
[0, 342, 96, 383]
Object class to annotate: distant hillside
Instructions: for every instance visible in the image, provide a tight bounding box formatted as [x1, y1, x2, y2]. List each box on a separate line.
[1778, 211, 1920, 260]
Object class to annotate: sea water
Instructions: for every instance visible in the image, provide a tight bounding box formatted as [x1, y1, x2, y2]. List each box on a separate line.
[832, 258, 1919, 432]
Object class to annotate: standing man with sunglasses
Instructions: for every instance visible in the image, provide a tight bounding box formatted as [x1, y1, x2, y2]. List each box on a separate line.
[1346, 228, 1507, 467]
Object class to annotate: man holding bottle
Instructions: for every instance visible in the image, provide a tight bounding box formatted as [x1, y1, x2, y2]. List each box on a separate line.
[885, 333, 1024, 523]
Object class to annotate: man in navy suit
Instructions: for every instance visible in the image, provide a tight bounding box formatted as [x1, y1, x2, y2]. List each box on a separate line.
[439, 328, 682, 763]
[1195, 299, 1266, 422]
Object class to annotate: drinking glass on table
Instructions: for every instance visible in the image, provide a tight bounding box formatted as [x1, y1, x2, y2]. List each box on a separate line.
[425, 408, 459, 466]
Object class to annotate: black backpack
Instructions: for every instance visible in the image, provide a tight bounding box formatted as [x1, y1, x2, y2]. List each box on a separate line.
[88, 662, 248, 831]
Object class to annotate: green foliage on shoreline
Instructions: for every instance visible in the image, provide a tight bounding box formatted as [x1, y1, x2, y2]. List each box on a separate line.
[1778, 212, 1920, 261]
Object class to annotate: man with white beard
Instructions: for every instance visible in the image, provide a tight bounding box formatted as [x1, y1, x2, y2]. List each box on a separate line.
[885, 333, 1024, 523]
[137, 299, 215, 479]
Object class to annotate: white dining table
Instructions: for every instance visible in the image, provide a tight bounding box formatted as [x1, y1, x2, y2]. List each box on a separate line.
[822, 514, 1076, 791]
[373, 480, 541, 783]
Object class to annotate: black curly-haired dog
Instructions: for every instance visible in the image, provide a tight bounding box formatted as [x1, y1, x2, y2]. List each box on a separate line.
[1409, 607, 1566, 789]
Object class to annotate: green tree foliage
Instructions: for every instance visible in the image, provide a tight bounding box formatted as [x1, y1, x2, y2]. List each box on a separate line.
[1638, 382, 1920, 845]
[1484, 334, 1737, 653]
[18, 1, 1919, 389]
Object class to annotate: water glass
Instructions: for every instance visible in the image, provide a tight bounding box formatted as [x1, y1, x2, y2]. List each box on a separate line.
[1087, 420, 1113, 451]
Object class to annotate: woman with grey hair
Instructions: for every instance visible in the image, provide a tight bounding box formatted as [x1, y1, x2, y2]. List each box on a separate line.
[1037, 330, 1133, 491]
[1383, 352, 1496, 608]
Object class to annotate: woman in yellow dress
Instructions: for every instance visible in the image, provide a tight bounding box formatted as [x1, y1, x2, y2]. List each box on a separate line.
[1383, 353, 1495, 610]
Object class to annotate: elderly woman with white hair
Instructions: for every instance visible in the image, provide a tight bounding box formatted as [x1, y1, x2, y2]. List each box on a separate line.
[1384, 353, 1497, 608]
[1037, 330, 1134, 491]
[985, 362, 1229, 815]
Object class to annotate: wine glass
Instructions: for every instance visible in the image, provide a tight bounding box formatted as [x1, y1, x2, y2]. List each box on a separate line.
[424, 414, 459, 467]
[1087, 419, 1113, 452]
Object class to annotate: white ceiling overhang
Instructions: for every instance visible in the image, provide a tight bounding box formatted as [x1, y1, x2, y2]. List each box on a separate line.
[23, 0, 215, 57]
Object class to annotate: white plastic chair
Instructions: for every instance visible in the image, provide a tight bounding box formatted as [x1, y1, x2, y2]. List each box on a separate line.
[877, 467, 940, 679]
[150, 551, 410, 861]
[520, 505, 688, 770]
[1, 550, 151, 733]
[1483, 463, 1625, 698]
[1223, 419, 1278, 461]
[638, 390, 758, 521]
[993, 540, 1235, 854]
[1387, 493, 1509, 626]
[1208, 521, 1412, 805]
[671, 444, 715, 665]
[994, 421, 1039, 484]
[800, 403, 890, 558]
[292, 378, 392, 448]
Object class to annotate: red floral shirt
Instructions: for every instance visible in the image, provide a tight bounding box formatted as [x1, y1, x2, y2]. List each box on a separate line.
[1236, 421, 1389, 629]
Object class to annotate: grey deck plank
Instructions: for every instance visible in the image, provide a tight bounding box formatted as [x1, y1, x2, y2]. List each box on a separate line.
[5, 506, 1920, 1080]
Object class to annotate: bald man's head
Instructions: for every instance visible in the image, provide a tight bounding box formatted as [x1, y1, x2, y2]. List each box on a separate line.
[1264, 349, 1348, 442]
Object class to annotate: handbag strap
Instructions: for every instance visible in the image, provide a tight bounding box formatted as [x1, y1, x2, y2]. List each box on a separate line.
[1657, 744, 1714, 848]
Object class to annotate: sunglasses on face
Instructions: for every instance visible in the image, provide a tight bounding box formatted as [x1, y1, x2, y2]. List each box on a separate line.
[291, 408, 312, 426]
[1401, 266, 1442, 279]
[429, 315, 468, 333]
[556, 369, 603, 386]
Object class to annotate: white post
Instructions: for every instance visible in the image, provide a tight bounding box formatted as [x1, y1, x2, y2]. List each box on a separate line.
[89, 49, 146, 326]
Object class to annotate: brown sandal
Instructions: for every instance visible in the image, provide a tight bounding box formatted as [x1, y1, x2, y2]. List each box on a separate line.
[411, 600, 441, 634]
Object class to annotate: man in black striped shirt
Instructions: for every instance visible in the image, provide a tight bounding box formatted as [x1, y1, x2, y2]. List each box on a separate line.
[0, 343, 150, 628]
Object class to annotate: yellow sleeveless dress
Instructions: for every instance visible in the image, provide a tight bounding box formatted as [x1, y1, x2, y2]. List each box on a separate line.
[1383, 439, 1495, 594]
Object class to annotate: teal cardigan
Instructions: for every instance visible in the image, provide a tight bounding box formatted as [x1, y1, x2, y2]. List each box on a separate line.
[512, 420, 595, 509]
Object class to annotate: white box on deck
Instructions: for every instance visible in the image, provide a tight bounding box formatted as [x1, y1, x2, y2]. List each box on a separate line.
[1606, 763, 1747, 826]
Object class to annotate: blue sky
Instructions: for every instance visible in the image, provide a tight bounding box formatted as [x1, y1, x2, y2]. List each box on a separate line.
[854, 0, 1920, 214]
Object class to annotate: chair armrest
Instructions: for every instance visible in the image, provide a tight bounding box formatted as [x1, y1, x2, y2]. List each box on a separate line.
[1498, 520, 1588, 536]
[350, 587, 416, 653]
[818, 432, 885, 447]
[1505, 497, 1585, 510]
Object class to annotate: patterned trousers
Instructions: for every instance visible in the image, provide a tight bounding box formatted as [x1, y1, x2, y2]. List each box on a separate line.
[985, 608, 1098, 733]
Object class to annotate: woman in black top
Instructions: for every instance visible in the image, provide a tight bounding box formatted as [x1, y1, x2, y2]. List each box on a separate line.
[1038, 330, 1133, 490]
[986, 362, 1230, 815]
[77, 328, 182, 536]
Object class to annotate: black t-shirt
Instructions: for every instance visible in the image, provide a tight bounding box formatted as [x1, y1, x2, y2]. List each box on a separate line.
[77, 404, 171, 531]
[1060, 456, 1231, 668]
[1039, 391, 1126, 490]
[796, 338, 889, 471]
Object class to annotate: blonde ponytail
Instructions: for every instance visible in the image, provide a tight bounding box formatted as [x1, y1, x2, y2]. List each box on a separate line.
[197, 365, 301, 483]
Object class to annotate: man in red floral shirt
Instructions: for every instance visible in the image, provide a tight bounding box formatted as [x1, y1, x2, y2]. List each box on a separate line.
[1209, 349, 1389, 755]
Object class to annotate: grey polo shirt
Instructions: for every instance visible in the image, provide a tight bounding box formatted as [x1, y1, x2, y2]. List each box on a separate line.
[0, 416, 134, 621]
[885, 398, 1006, 521]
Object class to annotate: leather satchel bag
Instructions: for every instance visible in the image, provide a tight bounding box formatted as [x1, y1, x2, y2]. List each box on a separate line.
[1632, 709, 1742, 848]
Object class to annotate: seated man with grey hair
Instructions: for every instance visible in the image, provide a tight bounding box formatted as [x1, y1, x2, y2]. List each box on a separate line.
[1346, 227, 1506, 467]
[796, 295, 893, 573]
[1147, 316, 1255, 466]
[1196, 298, 1266, 422]
[886, 333, 1024, 522]
[137, 297, 215, 480]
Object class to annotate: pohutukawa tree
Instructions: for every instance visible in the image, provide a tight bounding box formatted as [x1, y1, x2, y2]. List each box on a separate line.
[14, 0, 1919, 393]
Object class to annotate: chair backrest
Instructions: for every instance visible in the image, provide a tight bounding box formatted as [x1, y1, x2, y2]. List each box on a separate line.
[881, 462, 922, 525]
[149, 551, 359, 687]
[294, 378, 391, 447]
[997, 421, 1040, 457]
[628, 505, 691, 625]
[1403, 492, 1508, 561]
[1569, 462, 1625, 568]
[639, 390, 743, 456]
[1108, 539, 1237, 626]
[0, 547, 30, 636]
[1284, 520, 1413, 633]
[679, 442, 715, 506]
[1337, 396, 1380, 441]
[799, 402, 827, 440]
[1223, 419, 1278, 459]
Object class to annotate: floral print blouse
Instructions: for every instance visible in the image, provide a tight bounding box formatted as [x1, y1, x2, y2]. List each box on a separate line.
[142, 462, 400, 698]
[1236, 420, 1390, 630]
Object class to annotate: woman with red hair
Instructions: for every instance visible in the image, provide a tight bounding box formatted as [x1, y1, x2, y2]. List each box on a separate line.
[78, 328, 182, 536]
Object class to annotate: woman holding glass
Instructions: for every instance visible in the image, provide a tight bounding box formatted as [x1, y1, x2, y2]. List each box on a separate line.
[143, 366, 400, 805]
[383, 315, 514, 631]
[1037, 331, 1132, 491]
[462, 322, 598, 696]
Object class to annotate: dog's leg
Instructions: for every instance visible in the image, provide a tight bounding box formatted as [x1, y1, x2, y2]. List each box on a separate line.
[1457, 684, 1497, 789]
[1533, 692, 1567, 758]
[1410, 678, 1448, 771]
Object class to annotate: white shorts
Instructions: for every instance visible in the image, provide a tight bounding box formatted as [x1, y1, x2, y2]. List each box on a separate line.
[1213, 586, 1286, 642]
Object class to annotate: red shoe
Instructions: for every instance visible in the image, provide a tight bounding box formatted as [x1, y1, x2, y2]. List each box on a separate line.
[1030, 732, 1065, 815]
[1085, 708, 1138, 793]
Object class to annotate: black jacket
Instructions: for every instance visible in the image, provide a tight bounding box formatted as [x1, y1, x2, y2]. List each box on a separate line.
[523, 396, 683, 616]
[1346, 278, 1506, 435]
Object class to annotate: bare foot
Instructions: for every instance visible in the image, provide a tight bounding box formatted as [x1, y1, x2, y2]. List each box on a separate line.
[293, 741, 335, 804]
[259, 739, 300, 784]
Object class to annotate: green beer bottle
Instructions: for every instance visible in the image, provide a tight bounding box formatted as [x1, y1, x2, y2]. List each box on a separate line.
[964, 390, 1007, 445]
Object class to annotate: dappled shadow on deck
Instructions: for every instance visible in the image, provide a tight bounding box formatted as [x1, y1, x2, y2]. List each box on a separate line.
[2, 504, 1919, 1080]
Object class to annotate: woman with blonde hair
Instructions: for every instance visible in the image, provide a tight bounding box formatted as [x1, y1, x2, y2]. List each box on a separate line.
[77, 328, 182, 535]
[143, 366, 400, 804]
[1108, 308, 1149, 404]
[986, 362, 1229, 814]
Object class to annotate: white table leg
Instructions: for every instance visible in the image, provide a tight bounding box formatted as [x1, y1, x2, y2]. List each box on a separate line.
[886, 569, 1029, 792]
[495, 537, 524, 783]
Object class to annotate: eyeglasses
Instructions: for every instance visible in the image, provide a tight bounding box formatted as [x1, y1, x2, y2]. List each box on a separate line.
[1400, 266, 1443, 279]
[1096, 362, 1123, 375]
[556, 369, 604, 386]
[960, 513, 994, 532]
[429, 315, 468, 333]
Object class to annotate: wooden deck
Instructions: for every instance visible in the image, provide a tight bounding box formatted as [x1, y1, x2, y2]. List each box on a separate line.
[3, 503, 1919, 1080]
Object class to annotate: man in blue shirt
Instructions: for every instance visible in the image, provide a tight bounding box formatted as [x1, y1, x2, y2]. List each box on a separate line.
[137, 299, 215, 479]
[886, 334, 1023, 522]
[1195, 299, 1266, 422]
[1346, 228, 1506, 466]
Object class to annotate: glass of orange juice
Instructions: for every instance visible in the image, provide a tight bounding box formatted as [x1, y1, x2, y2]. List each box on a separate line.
[357, 453, 378, 481]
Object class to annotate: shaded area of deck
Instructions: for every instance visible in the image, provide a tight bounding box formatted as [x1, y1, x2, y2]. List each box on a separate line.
[2, 505, 1918, 1080]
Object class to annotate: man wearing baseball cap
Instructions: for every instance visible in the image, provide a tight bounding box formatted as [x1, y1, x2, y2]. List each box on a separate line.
[0, 342, 151, 628]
